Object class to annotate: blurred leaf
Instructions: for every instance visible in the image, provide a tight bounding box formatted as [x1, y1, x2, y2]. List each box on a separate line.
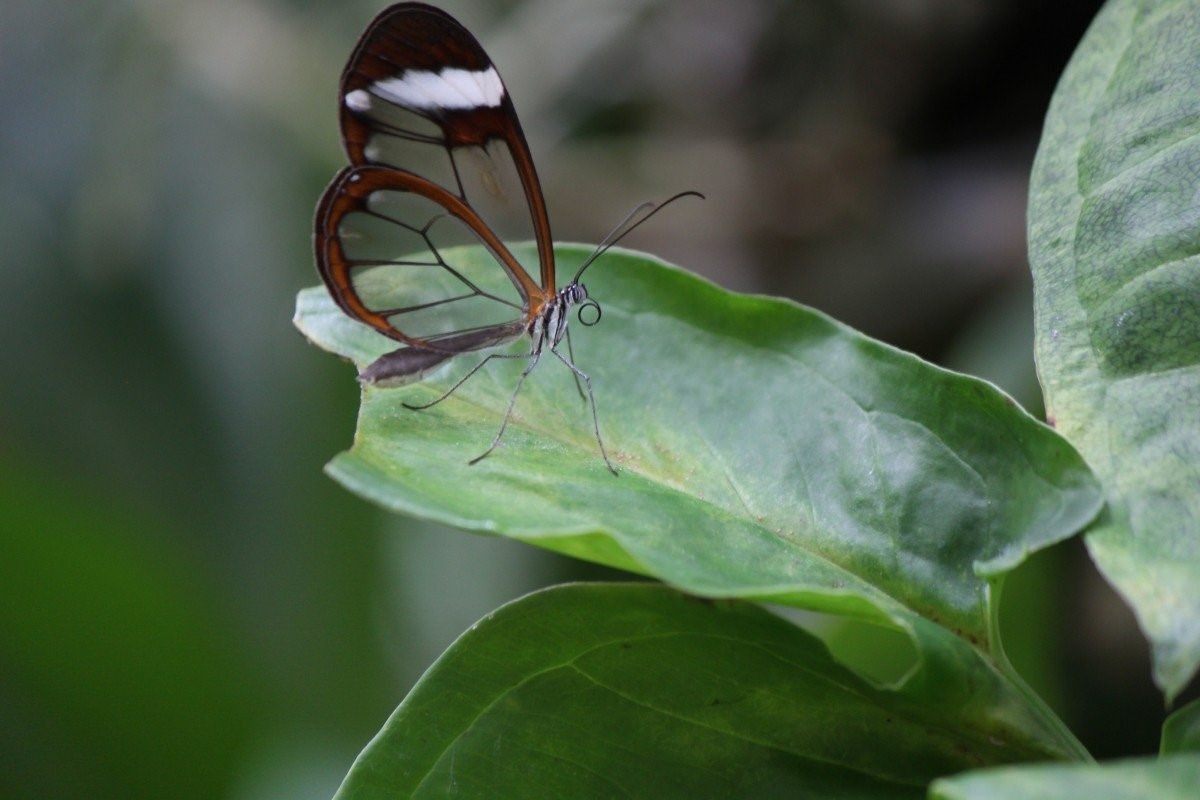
[296, 244, 1100, 757]
[1028, 0, 1200, 699]
[1162, 699, 1200, 754]
[0, 457, 251, 800]
[930, 754, 1200, 800]
[336, 583, 1057, 800]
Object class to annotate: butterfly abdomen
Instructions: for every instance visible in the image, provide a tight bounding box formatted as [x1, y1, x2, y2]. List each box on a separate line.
[359, 319, 525, 387]
[358, 345, 455, 387]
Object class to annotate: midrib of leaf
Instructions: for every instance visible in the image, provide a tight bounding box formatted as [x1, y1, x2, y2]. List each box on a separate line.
[350, 390, 914, 622]
[405, 630, 935, 796]
[564, 665, 924, 788]
[302, 240, 1098, 755]
[374, 302, 1013, 635]
[1080, 121, 1200, 198]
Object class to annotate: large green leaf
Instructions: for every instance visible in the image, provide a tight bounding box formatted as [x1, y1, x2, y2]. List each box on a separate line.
[930, 754, 1200, 800]
[336, 584, 1059, 800]
[296, 244, 1099, 756]
[1028, 0, 1200, 699]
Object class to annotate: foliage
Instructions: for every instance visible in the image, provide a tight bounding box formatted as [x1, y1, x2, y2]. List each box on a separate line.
[929, 754, 1200, 800]
[337, 584, 1053, 799]
[1161, 699, 1200, 755]
[294, 0, 1199, 795]
[1028, 0, 1200, 701]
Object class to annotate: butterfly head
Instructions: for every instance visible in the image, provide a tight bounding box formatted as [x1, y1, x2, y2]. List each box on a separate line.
[553, 281, 600, 326]
[563, 282, 588, 305]
[575, 286, 603, 327]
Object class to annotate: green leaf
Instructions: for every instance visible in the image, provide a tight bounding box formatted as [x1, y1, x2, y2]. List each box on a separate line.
[930, 754, 1200, 800]
[1028, 0, 1200, 699]
[296, 244, 1100, 757]
[295, 245, 1098, 636]
[1162, 698, 1200, 754]
[336, 584, 1058, 800]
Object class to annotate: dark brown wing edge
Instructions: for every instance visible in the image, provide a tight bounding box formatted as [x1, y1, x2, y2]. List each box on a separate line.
[313, 164, 544, 348]
[338, 2, 557, 292]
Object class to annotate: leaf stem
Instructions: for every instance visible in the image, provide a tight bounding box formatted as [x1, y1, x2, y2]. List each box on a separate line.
[986, 577, 1094, 763]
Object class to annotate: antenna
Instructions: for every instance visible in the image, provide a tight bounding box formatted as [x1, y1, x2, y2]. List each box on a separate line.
[571, 191, 705, 284]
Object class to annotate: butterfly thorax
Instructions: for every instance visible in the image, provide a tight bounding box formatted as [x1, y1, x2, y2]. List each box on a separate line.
[528, 283, 587, 354]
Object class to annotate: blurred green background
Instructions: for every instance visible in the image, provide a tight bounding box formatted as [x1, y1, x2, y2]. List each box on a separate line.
[3, 1, 1190, 798]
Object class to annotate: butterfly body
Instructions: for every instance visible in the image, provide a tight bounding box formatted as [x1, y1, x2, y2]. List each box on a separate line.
[358, 280, 588, 388]
[530, 283, 589, 355]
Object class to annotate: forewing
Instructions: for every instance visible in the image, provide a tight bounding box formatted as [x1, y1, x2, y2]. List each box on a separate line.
[315, 166, 535, 347]
[339, 2, 555, 289]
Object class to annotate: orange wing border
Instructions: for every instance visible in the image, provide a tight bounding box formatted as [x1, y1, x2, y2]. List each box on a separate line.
[314, 165, 547, 348]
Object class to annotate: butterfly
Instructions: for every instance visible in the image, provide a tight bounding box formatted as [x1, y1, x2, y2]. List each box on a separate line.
[314, 2, 699, 474]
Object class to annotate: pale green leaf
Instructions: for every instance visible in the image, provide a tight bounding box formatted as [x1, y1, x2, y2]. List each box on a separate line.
[931, 754, 1200, 800]
[297, 244, 1100, 756]
[1028, 0, 1200, 698]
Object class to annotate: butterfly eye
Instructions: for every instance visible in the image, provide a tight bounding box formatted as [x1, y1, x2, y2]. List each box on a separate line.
[577, 299, 602, 326]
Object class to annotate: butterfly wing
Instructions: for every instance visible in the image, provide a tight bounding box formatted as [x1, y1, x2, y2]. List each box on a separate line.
[315, 3, 558, 359]
[316, 164, 536, 347]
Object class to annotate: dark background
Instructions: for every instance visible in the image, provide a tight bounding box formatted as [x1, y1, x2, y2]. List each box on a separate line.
[3, 1, 1186, 798]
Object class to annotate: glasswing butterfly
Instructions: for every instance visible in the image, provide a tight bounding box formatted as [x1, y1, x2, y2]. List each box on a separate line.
[314, 2, 699, 474]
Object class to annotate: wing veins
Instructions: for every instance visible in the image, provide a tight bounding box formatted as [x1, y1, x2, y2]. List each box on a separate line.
[422, 320, 524, 342]
[366, 119, 444, 145]
[371, 291, 477, 316]
[355, 206, 522, 313]
[347, 258, 441, 268]
[420, 216, 523, 310]
[361, 207, 425, 236]
[447, 146, 466, 198]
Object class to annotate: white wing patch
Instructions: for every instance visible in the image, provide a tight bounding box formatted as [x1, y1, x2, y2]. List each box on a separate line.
[356, 67, 505, 112]
[345, 89, 372, 111]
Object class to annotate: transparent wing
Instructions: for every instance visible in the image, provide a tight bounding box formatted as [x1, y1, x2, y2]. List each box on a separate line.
[337, 2, 556, 290]
[315, 166, 536, 347]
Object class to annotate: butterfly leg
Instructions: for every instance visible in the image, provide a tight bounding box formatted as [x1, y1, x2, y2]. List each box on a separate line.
[403, 350, 529, 411]
[564, 327, 586, 402]
[551, 348, 617, 475]
[468, 353, 541, 465]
